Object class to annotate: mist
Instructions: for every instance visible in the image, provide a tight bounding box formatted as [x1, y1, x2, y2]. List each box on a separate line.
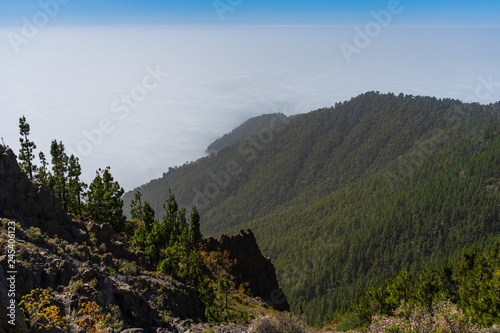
[1, 25, 499, 190]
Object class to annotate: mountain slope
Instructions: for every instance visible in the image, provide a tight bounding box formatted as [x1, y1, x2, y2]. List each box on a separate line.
[124, 92, 500, 324]
[0, 145, 287, 331]
[206, 113, 292, 154]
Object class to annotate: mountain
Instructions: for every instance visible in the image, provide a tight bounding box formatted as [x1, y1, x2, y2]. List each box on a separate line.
[206, 113, 293, 154]
[0, 145, 287, 332]
[123, 92, 500, 325]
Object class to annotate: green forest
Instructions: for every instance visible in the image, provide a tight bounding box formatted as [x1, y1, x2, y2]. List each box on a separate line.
[12, 91, 500, 330]
[205, 113, 292, 154]
[123, 92, 500, 328]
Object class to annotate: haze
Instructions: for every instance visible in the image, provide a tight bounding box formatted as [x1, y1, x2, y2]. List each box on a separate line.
[1, 2, 499, 190]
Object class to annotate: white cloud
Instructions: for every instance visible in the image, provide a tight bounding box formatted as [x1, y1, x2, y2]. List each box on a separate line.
[0, 25, 499, 190]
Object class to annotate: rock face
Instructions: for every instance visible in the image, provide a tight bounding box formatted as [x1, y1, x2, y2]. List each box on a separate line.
[0, 145, 72, 240]
[203, 229, 290, 311]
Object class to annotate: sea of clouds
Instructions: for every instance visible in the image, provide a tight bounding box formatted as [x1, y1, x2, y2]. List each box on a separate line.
[1, 25, 499, 190]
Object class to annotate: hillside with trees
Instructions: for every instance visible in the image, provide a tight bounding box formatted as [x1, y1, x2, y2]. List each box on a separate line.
[123, 92, 500, 328]
[206, 113, 293, 154]
[1, 117, 291, 332]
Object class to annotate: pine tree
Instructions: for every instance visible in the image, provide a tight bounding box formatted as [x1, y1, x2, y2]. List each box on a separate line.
[35, 152, 50, 186]
[189, 207, 203, 247]
[142, 202, 155, 232]
[50, 140, 69, 209]
[18, 116, 37, 180]
[85, 167, 126, 231]
[163, 192, 180, 244]
[130, 190, 144, 221]
[1, 137, 9, 148]
[67, 155, 86, 215]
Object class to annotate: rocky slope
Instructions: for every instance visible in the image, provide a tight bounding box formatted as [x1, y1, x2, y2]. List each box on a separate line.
[0, 145, 287, 332]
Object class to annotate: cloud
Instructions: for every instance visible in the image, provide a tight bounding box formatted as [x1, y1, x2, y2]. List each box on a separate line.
[0, 25, 499, 190]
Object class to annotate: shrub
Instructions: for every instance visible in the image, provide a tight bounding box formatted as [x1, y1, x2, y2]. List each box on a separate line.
[78, 301, 106, 333]
[248, 312, 311, 333]
[118, 259, 139, 275]
[19, 288, 67, 331]
[103, 304, 124, 332]
[367, 300, 479, 333]
[70, 279, 83, 292]
[26, 227, 44, 243]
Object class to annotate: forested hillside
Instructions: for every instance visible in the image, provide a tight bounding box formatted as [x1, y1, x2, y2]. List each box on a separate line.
[206, 113, 292, 153]
[123, 92, 500, 326]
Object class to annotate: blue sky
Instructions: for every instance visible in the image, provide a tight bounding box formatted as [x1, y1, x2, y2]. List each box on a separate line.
[1, 0, 499, 26]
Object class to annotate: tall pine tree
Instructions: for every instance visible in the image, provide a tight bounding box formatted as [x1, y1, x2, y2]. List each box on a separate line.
[35, 151, 51, 186]
[85, 167, 126, 231]
[50, 140, 69, 210]
[130, 190, 144, 221]
[67, 154, 86, 215]
[189, 207, 203, 247]
[18, 116, 37, 180]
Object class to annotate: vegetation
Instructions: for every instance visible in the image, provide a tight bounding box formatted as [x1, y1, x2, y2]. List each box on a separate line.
[366, 300, 479, 333]
[18, 115, 37, 180]
[85, 166, 126, 231]
[9, 94, 500, 329]
[77, 301, 107, 333]
[14, 116, 124, 228]
[206, 113, 292, 154]
[248, 313, 310, 333]
[342, 241, 500, 330]
[121, 93, 500, 326]
[19, 288, 67, 331]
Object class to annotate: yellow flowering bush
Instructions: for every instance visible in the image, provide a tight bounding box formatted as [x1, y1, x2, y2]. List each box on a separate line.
[77, 301, 106, 333]
[19, 288, 67, 331]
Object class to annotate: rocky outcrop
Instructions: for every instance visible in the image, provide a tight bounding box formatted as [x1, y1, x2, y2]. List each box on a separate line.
[0, 145, 72, 240]
[203, 229, 289, 311]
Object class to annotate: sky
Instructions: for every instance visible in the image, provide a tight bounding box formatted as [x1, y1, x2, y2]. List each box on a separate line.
[0, 1, 499, 191]
[1, 0, 500, 26]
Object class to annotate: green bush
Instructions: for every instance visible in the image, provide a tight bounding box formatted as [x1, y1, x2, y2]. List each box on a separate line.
[367, 300, 479, 333]
[248, 312, 310, 333]
[118, 259, 139, 275]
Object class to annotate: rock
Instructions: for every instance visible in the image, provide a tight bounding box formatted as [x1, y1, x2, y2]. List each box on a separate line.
[99, 328, 116, 333]
[52, 259, 76, 286]
[71, 225, 89, 241]
[483, 325, 500, 333]
[113, 285, 156, 327]
[0, 265, 28, 332]
[68, 324, 87, 333]
[202, 229, 289, 311]
[97, 223, 113, 240]
[87, 221, 101, 235]
[79, 268, 100, 283]
[0, 145, 73, 241]
[122, 329, 145, 333]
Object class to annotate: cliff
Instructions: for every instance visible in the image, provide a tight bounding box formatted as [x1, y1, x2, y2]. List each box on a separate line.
[0, 145, 72, 240]
[203, 230, 289, 312]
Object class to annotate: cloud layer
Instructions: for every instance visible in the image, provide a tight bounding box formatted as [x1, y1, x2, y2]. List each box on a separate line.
[1, 26, 499, 190]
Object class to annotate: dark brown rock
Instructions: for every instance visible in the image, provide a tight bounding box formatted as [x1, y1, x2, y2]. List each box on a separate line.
[0, 145, 73, 241]
[202, 229, 289, 311]
[0, 265, 28, 332]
